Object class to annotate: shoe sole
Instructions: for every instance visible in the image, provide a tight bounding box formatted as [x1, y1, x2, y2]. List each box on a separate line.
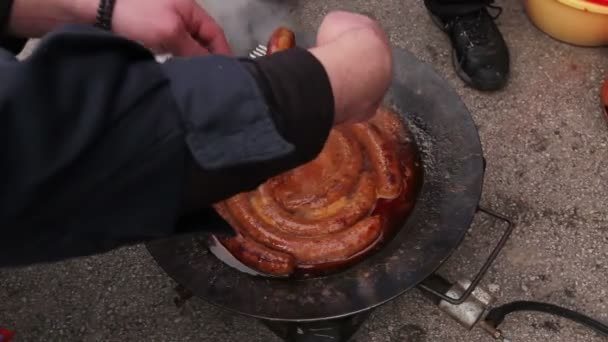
[430, 13, 506, 91]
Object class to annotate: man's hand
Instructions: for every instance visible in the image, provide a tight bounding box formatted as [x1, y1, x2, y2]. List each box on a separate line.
[309, 12, 393, 125]
[110, 0, 231, 56]
[8, 0, 231, 56]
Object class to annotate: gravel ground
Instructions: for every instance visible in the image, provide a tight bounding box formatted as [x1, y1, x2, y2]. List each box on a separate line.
[1, 0, 607, 341]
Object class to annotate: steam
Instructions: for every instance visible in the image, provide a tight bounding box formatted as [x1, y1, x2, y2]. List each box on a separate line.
[199, 0, 297, 56]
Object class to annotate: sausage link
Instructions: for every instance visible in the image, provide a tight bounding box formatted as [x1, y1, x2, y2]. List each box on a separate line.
[266, 27, 296, 55]
[213, 106, 416, 274]
[369, 106, 407, 143]
[270, 129, 363, 211]
[225, 194, 382, 264]
[214, 203, 297, 276]
[252, 172, 377, 236]
[350, 123, 402, 199]
[219, 236, 297, 276]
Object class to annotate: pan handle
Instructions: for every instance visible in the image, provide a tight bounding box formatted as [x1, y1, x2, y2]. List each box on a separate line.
[418, 206, 514, 305]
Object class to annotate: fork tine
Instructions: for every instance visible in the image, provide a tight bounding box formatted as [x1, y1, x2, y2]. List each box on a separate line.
[249, 44, 268, 59]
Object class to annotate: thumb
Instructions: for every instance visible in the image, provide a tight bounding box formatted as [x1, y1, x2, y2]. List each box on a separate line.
[169, 33, 210, 57]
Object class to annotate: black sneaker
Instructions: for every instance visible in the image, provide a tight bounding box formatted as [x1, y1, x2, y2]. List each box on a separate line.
[430, 6, 510, 91]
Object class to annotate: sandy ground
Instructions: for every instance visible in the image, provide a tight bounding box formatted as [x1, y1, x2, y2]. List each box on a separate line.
[1, 0, 607, 341]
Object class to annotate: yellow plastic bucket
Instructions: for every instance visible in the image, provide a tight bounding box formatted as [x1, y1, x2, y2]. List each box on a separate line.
[524, 0, 608, 46]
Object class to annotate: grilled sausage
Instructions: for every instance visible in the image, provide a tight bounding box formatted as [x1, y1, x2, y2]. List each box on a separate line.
[214, 203, 297, 276]
[266, 27, 296, 55]
[225, 193, 382, 264]
[270, 129, 364, 211]
[213, 103, 417, 276]
[349, 123, 402, 199]
[370, 106, 408, 143]
[219, 235, 296, 276]
[252, 172, 376, 236]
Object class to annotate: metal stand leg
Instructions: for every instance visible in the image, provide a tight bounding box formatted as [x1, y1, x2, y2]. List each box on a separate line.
[418, 206, 514, 305]
[262, 311, 372, 342]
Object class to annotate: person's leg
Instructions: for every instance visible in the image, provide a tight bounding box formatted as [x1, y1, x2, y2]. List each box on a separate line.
[424, 0, 486, 16]
[424, 0, 509, 91]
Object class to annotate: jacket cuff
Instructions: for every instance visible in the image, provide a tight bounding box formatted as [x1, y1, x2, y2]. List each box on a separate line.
[0, 0, 26, 55]
[242, 47, 335, 164]
[0, 35, 27, 55]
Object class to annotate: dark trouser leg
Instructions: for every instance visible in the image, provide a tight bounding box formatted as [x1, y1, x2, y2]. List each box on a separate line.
[424, 0, 488, 18]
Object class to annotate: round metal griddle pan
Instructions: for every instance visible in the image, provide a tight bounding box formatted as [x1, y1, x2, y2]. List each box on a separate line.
[146, 46, 484, 322]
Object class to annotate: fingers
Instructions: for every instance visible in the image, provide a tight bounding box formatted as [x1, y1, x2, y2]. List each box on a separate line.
[188, 4, 232, 55]
[168, 32, 210, 56]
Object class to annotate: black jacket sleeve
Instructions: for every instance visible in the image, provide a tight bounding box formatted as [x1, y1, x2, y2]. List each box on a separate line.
[0, 0, 27, 56]
[0, 25, 333, 267]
